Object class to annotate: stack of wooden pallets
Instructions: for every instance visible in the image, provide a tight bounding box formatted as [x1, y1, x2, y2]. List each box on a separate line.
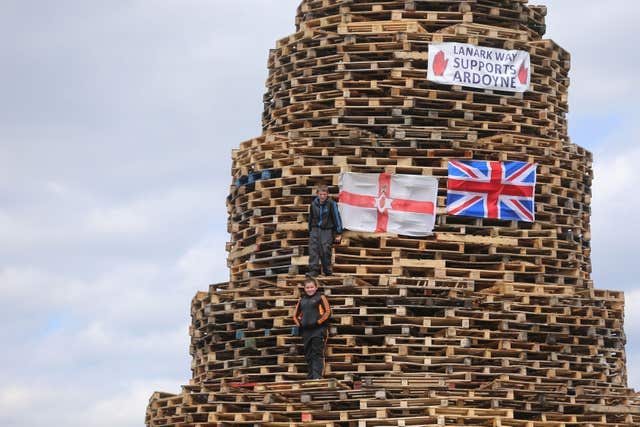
[295, 0, 548, 36]
[264, 3, 567, 139]
[147, 0, 639, 425]
[226, 131, 591, 287]
[186, 275, 628, 386]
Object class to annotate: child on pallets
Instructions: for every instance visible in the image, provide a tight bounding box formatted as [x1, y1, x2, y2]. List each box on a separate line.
[292, 276, 332, 380]
[307, 184, 343, 277]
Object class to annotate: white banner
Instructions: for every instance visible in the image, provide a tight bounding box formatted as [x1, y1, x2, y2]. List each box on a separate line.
[427, 42, 531, 92]
[338, 172, 438, 237]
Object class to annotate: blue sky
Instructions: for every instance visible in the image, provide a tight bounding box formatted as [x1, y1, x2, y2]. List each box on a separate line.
[1, 1, 639, 426]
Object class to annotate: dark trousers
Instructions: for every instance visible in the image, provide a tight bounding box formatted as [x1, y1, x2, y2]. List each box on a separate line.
[303, 333, 326, 379]
[309, 227, 334, 276]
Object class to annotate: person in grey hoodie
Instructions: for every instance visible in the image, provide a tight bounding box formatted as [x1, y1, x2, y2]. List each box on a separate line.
[307, 184, 343, 277]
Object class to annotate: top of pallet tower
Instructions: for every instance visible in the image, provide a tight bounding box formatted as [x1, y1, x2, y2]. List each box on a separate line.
[296, 0, 547, 39]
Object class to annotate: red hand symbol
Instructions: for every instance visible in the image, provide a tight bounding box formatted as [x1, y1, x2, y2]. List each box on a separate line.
[433, 51, 448, 76]
[518, 62, 529, 85]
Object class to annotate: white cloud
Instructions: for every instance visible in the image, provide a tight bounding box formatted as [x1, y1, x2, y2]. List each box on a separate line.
[80, 380, 179, 427]
[0, 178, 225, 269]
[0, 1, 301, 425]
[0, 266, 76, 312]
[86, 205, 150, 235]
[84, 187, 215, 236]
[590, 122, 640, 291]
[537, 0, 640, 115]
[0, 233, 216, 426]
[177, 233, 229, 285]
[0, 386, 40, 413]
[45, 181, 68, 195]
[0, 378, 182, 427]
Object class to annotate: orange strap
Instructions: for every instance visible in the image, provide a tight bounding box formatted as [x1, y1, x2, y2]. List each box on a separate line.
[317, 295, 331, 325]
[293, 300, 301, 327]
[322, 330, 329, 377]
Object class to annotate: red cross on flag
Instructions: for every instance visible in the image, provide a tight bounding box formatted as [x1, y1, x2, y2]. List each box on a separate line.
[338, 172, 438, 236]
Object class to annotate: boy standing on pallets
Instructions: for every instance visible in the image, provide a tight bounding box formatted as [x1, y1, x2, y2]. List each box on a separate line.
[308, 184, 343, 277]
[292, 276, 332, 379]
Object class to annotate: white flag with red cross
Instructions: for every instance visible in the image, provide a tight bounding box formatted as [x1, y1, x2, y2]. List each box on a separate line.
[338, 172, 438, 236]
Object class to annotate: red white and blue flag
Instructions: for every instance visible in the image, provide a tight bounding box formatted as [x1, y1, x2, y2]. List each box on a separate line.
[447, 160, 537, 222]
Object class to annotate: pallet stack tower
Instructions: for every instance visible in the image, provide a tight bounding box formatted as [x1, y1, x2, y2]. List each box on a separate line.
[147, 1, 640, 425]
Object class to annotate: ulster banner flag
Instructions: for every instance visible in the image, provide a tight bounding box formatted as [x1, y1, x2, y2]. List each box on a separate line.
[338, 172, 438, 236]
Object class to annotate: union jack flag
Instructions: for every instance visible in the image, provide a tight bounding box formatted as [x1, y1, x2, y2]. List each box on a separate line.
[447, 160, 537, 222]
